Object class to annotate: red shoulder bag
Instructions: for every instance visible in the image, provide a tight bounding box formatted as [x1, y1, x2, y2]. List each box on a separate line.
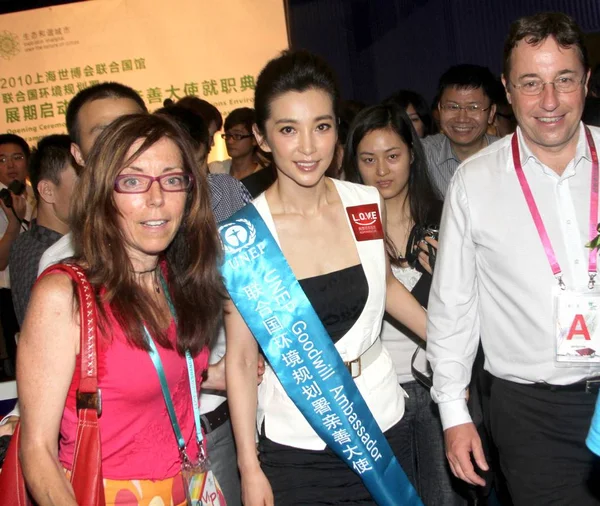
[0, 263, 105, 506]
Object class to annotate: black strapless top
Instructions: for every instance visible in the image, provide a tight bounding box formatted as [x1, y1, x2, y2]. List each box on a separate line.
[298, 264, 369, 343]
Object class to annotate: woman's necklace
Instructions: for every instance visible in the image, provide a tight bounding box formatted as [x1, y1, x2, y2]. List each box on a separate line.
[134, 266, 161, 294]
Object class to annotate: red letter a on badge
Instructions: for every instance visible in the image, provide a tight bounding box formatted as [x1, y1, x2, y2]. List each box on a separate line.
[566, 314, 591, 340]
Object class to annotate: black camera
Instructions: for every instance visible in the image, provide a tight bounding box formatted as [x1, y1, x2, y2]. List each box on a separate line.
[0, 179, 26, 209]
[405, 224, 439, 270]
[421, 225, 439, 242]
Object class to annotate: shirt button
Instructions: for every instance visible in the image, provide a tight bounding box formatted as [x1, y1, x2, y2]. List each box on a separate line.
[567, 220, 572, 225]
[575, 260, 580, 265]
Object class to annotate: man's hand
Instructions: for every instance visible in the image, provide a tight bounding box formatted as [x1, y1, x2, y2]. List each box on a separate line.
[205, 359, 226, 391]
[205, 354, 266, 391]
[444, 422, 488, 486]
[0, 192, 27, 224]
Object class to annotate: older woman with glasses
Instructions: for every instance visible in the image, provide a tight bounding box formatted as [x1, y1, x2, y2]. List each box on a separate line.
[16, 113, 226, 506]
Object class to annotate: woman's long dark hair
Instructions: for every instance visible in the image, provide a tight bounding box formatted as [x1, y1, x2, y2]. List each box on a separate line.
[254, 50, 341, 134]
[70, 113, 225, 356]
[343, 103, 439, 263]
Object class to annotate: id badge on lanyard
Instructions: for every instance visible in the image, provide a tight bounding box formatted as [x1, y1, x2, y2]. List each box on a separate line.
[554, 288, 600, 363]
[513, 127, 600, 366]
[181, 460, 224, 506]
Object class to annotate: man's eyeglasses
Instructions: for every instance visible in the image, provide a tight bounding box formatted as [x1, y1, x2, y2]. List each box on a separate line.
[510, 75, 585, 96]
[221, 133, 253, 141]
[114, 173, 194, 194]
[440, 103, 492, 116]
[0, 154, 25, 164]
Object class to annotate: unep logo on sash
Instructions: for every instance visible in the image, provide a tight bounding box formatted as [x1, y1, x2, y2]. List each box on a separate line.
[219, 219, 256, 253]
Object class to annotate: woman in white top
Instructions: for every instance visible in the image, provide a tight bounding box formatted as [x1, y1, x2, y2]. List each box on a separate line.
[344, 102, 467, 505]
[225, 51, 427, 506]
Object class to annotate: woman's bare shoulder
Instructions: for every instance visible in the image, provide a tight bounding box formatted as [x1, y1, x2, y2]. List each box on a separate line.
[27, 271, 78, 321]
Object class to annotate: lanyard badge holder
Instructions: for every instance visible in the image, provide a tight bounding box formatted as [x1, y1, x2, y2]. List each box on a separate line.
[145, 272, 226, 506]
[513, 127, 600, 365]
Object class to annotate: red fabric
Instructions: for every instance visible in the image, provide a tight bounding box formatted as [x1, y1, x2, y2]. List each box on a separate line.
[0, 424, 31, 505]
[71, 408, 105, 506]
[59, 304, 209, 481]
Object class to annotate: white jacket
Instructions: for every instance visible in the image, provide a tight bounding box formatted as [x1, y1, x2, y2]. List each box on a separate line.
[255, 179, 405, 450]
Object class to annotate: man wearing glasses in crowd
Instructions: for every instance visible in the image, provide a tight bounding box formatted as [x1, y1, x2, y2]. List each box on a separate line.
[428, 12, 600, 505]
[422, 64, 498, 199]
[0, 134, 31, 377]
[210, 107, 275, 197]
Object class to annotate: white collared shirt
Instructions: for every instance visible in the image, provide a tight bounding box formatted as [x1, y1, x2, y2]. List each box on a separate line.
[427, 123, 600, 430]
[37, 232, 73, 275]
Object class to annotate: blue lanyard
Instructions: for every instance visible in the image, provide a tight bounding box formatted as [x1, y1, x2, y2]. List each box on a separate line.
[143, 271, 203, 457]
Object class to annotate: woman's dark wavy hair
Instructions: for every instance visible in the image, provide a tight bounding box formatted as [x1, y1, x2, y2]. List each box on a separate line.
[343, 103, 439, 263]
[70, 113, 224, 356]
[385, 90, 432, 137]
[254, 50, 341, 133]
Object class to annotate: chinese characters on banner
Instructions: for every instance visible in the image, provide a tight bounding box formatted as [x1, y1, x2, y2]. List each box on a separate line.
[2, 56, 147, 128]
[0, 0, 288, 161]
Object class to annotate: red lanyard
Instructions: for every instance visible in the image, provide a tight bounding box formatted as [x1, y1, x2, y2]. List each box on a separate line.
[512, 126, 599, 290]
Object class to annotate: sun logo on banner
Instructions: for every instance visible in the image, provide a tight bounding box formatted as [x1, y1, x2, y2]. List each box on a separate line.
[0, 31, 20, 60]
[219, 219, 256, 253]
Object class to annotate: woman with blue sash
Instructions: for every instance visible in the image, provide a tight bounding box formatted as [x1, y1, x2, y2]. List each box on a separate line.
[221, 51, 428, 506]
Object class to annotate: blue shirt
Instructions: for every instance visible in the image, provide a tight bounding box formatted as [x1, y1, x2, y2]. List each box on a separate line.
[587, 397, 600, 456]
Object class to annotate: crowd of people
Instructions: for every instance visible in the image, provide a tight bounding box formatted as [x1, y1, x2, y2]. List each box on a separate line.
[0, 10, 600, 506]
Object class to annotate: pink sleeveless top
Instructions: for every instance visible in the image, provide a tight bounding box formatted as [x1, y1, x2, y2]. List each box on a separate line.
[59, 303, 209, 480]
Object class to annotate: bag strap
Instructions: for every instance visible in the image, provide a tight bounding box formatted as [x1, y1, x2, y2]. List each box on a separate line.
[39, 263, 101, 415]
[40, 263, 106, 505]
[410, 346, 432, 390]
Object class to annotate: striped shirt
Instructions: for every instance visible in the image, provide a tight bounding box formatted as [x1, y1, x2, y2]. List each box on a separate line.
[421, 133, 499, 199]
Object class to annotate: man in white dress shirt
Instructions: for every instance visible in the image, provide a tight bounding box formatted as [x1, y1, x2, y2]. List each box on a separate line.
[428, 12, 600, 505]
